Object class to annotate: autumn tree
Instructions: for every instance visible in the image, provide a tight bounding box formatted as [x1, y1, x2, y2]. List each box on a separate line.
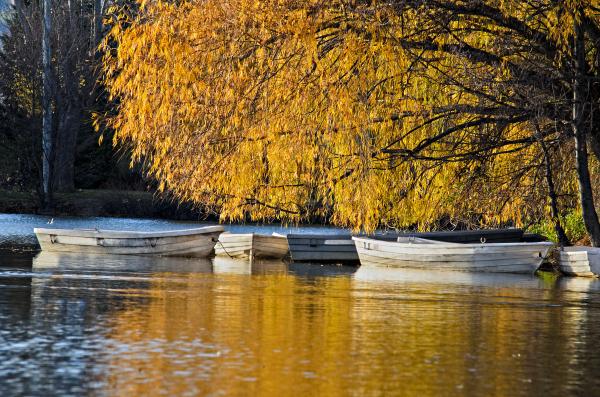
[102, 0, 600, 243]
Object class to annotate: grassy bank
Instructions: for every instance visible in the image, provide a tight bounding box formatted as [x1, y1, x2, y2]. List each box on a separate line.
[526, 210, 588, 245]
[0, 189, 211, 220]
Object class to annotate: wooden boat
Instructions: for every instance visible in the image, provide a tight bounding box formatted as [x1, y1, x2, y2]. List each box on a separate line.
[558, 246, 600, 277]
[34, 226, 224, 257]
[287, 233, 356, 263]
[352, 236, 554, 273]
[287, 229, 535, 264]
[214, 232, 289, 259]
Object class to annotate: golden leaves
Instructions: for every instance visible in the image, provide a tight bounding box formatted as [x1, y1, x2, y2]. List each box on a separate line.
[100, 0, 586, 231]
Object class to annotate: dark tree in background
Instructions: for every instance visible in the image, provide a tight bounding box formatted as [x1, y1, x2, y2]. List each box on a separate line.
[0, 0, 143, 205]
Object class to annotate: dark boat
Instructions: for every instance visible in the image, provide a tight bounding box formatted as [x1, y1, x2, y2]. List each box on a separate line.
[287, 229, 545, 264]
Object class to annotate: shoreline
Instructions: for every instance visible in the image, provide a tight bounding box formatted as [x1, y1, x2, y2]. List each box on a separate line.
[0, 189, 214, 221]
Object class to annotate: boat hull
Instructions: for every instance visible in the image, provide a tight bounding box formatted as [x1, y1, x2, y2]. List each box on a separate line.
[353, 237, 554, 274]
[34, 226, 223, 258]
[559, 247, 600, 277]
[215, 233, 289, 259]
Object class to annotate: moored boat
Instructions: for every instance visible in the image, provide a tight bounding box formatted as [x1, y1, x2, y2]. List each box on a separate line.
[352, 236, 554, 273]
[287, 233, 356, 263]
[558, 246, 600, 277]
[214, 232, 289, 259]
[288, 229, 536, 264]
[34, 226, 224, 257]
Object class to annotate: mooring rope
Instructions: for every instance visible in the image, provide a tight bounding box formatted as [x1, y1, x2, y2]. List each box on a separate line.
[215, 239, 234, 258]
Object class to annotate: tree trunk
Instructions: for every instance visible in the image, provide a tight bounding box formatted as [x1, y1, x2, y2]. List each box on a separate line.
[93, 0, 103, 46]
[41, 0, 53, 209]
[573, 13, 600, 246]
[52, 0, 80, 194]
[53, 104, 81, 192]
[537, 137, 570, 246]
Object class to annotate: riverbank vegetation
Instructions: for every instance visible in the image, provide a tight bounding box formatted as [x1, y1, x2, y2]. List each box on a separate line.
[99, 1, 600, 245]
[528, 210, 589, 245]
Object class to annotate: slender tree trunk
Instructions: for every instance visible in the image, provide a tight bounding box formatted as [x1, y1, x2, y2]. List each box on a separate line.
[41, 0, 53, 209]
[573, 13, 600, 246]
[51, 0, 80, 193]
[93, 0, 102, 46]
[537, 135, 570, 246]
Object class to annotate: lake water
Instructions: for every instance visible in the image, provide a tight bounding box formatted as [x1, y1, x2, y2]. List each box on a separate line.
[0, 213, 345, 248]
[1, 214, 600, 396]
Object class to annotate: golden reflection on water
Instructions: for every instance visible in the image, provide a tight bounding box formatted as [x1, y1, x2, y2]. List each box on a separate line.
[103, 271, 357, 396]
[28, 253, 600, 396]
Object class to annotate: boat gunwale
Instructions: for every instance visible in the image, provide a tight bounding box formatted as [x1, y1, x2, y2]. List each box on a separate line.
[219, 232, 287, 240]
[352, 236, 554, 249]
[34, 226, 224, 239]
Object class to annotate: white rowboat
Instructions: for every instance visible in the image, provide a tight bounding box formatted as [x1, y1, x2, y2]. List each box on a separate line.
[352, 236, 554, 274]
[558, 246, 600, 277]
[34, 226, 224, 257]
[215, 232, 289, 259]
[287, 229, 534, 264]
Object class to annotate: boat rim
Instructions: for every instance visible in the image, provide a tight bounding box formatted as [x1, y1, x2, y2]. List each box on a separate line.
[219, 232, 287, 238]
[33, 225, 224, 239]
[351, 236, 555, 248]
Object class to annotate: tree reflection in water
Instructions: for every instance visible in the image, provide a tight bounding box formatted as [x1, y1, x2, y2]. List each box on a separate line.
[0, 253, 598, 396]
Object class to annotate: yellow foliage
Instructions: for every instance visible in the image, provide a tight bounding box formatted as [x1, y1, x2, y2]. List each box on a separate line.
[100, 0, 593, 231]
